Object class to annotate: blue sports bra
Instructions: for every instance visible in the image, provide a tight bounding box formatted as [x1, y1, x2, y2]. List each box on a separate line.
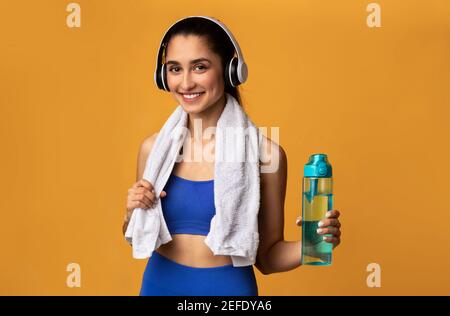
[161, 173, 215, 236]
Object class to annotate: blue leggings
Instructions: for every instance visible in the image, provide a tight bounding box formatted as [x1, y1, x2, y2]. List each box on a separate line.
[139, 251, 259, 296]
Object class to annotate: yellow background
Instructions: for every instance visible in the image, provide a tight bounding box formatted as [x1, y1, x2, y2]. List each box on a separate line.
[1, 0, 449, 295]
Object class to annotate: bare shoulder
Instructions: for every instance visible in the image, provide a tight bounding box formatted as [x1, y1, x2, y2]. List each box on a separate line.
[259, 134, 287, 179]
[136, 132, 159, 180]
[140, 132, 159, 157]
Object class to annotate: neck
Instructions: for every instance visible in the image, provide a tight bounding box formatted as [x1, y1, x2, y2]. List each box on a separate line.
[187, 93, 227, 143]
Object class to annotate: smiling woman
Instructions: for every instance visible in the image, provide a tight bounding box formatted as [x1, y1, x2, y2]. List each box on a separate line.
[124, 16, 260, 296]
[166, 55, 210, 104]
[159, 16, 244, 108]
[123, 15, 343, 297]
[165, 34, 224, 110]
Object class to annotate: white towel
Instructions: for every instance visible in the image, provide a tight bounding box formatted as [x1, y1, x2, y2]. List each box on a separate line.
[125, 93, 262, 267]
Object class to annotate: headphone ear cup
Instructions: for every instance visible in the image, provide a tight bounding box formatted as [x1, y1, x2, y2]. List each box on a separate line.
[224, 60, 232, 88]
[156, 64, 163, 90]
[232, 57, 240, 86]
[225, 57, 240, 88]
[161, 63, 170, 92]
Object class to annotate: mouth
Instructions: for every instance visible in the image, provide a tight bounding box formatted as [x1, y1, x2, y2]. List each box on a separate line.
[179, 92, 205, 103]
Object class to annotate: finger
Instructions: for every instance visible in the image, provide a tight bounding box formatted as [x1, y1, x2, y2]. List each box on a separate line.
[132, 179, 148, 189]
[332, 238, 341, 249]
[160, 190, 167, 198]
[316, 226, 341, 237]
[324, 236, 341, 249]
[318, 218, 341, 228]
[133, 200, 150, 210]
[322, 235, 339, 245]
[132, 194, 152, 209]
[135, 196, 151, 209]
[326, 209, 340, 218]
[296, 216, 302, 226]
[138, 179, 154, 193]
[137, 187, 157, 203]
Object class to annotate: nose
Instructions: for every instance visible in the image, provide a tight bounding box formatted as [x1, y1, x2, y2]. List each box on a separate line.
[180, 71, 195, 91]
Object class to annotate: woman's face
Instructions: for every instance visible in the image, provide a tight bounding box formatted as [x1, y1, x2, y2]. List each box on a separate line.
[165, 34, 225, 114]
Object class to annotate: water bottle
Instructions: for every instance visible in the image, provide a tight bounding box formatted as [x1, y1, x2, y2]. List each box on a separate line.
[301, 153, 333, 266]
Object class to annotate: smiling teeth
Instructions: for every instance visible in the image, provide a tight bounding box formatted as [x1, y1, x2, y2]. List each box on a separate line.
[184, 93, 202, 99]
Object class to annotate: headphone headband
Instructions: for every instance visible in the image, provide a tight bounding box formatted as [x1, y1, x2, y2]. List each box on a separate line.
[154, 15, 248, 91]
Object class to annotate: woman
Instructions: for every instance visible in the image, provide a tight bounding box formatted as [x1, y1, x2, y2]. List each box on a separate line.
[122, 16, 342, 296]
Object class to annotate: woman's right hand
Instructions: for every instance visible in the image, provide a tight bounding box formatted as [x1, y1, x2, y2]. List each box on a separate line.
[125, 179, 167, 221]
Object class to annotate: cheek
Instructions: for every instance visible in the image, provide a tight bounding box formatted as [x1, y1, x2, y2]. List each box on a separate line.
[202, 72, 224, 90]
[166, 74, 177, 90]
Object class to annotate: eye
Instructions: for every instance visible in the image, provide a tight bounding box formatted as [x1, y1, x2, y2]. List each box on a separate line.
[168, 66, 180, 73]
[194, 64, 207, 71]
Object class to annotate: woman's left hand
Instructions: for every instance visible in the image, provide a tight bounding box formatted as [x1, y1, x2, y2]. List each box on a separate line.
[296, 209, 342, 249]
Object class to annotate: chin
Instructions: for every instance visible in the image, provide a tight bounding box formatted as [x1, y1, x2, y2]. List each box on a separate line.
[180, 103, 205, 114]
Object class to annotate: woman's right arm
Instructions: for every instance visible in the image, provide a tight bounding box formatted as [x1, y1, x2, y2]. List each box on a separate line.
[122, 132, 159, 236]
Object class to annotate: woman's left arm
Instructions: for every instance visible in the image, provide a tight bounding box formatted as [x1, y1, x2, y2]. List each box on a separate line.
[255, 138, 342, 275]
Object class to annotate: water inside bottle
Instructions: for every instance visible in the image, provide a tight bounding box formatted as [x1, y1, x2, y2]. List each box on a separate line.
[302, 178, 333, 265]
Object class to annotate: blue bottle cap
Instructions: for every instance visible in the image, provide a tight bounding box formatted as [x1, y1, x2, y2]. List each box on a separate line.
[304, 153, 332, 178]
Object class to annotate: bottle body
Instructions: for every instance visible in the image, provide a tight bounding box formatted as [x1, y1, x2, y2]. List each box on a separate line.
[301, 154, 333, 266]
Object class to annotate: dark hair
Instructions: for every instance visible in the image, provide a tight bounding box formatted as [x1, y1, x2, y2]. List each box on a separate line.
[163, 17, 244, 107]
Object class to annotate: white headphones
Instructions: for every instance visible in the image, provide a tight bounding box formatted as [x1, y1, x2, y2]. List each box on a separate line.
[154, 15, 248, 91]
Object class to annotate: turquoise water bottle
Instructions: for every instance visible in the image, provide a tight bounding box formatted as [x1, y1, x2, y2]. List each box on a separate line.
[301, 153, 333, 266]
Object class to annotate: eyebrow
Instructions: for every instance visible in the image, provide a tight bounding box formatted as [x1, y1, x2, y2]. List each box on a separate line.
[166, 58, 212, 65]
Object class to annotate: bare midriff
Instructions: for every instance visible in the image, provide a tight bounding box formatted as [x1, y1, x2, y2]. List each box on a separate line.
[155, 234, 233, 267]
